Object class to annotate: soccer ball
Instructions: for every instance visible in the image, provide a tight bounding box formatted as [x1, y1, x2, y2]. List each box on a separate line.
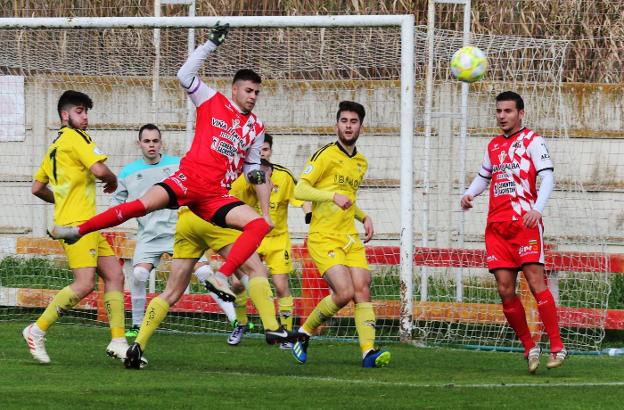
[450, 46, 488, 83]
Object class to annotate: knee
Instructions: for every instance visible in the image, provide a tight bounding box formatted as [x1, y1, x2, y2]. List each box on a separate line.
[333, 288, 355, 307]
[497, 282, 516, 300]
[354, 285, 371, 302]
[132, 266, 151, 283]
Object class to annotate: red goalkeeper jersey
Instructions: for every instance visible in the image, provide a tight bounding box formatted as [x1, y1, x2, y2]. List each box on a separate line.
[479, 127, 554, 223]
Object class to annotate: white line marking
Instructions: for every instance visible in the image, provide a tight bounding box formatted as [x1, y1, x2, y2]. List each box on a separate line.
[201, 369, 624, 389]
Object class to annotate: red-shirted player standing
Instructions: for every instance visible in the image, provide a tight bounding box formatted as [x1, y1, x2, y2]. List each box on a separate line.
[50, 23, 273, 303]
[461, 91, 566, 374]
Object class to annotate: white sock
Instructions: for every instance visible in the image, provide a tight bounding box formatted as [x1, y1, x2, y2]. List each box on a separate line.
[298, 327, 311, 336]
[31, 323, 45, 336]
[130, 277, 147, 326]
[194, 264, 213, 283]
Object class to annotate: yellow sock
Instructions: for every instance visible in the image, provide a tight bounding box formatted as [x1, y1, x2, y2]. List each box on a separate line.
[302, 295, 339, 334]
[278, 296, 294, 331]
[355, 302, 376, 355]
[104, 291, 125, 339]
[235, 290, 249, 326]
[135, 297, 169, 350]
[36, 286, 80, 332]
[248, 276, 280, 331]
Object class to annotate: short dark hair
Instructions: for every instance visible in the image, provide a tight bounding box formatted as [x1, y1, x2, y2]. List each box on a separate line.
[138, 123, 161, 140]
[263, 132, 273, 148]
[233, 69, 262, 85]
[495, 91, 524, 110]
[336, 100, 365, 123]
[57, 90, 93, 120]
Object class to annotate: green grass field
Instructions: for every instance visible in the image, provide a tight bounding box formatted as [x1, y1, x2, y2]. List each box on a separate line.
[2, 322, 624, 409]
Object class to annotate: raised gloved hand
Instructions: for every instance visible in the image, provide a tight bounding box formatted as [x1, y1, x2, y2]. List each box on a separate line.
[208, 22, 229, 47]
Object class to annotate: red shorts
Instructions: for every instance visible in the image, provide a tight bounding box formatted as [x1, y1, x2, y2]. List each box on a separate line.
[484, 220, 545, 272]
[158, 168, 243, 227]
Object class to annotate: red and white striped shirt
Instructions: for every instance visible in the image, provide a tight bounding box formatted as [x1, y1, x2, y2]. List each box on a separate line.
[180, 91, 265, 190]
[479, 127, 553, 222]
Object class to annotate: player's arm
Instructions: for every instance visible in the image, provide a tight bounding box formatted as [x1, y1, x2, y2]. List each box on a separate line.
[295, 152, 352, 209]
[31, 180, 54, 204]
[90, 162, 118, 194]
[461, 148, 492, 210]
[524, 136, 555, 228]
[32, 164, 54, 203]
[354, 204, 374, 243]
[243, 131, 273, 228]
[176, 23, 228, 107]
[110, 173, 129, 206]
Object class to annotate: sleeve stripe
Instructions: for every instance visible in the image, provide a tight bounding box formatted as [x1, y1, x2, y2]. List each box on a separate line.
[537, 167, 554, 174]
[310, 143, 333, 162]
[188, 78, 201, 94]
[478, 172, 492, 180]
[74, 129, 92, 144]
[273, 164, 297, 183]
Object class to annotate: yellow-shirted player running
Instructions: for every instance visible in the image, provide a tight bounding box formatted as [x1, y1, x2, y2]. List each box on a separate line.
[227, 133, 309, 348]
[291, 100, 390, 368]
[24, 90, 132, 364]
[123, 204, 296, 369]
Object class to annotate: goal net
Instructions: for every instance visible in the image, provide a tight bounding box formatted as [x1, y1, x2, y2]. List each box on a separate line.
[0, 19, 611, 352]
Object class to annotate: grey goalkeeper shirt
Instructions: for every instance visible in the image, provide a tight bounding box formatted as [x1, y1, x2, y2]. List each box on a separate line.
[111, 154, 180, 245]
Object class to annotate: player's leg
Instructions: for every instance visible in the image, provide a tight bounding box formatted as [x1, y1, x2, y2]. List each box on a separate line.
[292, 265, 352, 364]
[517, 221, 566, 368]
[350, 266, 391, 368]
[97, 254, 131, 360]
[125, 258, 197, 369]
[523, 263, 566, 368]
[495, 268, 541, 372]
[49, 184, 170, 243]
[193, 260, 236, 323]
[23, 266, 95, 364]
[219, 245, 288, 344]
[265, 236, 295, 335]
[202, 203, 270, 300]
[227, 277, 252, 345]
[127, 262, 154, 338]
[23, 232, 102, 363]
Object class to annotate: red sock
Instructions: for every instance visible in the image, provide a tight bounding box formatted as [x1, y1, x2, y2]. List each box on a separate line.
[78, 200, 147, 236]
[535, 289, 564, 353]
[502, 296, 535, 355]
[219, 218, 270, 276]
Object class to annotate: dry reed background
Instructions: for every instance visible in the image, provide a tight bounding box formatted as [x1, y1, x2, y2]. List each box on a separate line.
[0, 0, 622, 82]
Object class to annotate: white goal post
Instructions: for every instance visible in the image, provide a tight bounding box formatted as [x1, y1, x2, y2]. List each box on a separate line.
[0, 15, 417, 341]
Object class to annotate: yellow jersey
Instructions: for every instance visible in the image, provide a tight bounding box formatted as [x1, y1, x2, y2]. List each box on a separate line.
[230, 163, 303, 237]
[299, 142, 367, 235]
[33, 126, 107, 225]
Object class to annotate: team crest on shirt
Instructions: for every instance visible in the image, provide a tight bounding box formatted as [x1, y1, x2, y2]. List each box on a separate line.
[328, 250, 335, 258]
[232, 119, 240, 129]
[272, 184, 280, 193]
[89, 248, 96, 257]
[498, 151, 506, 163]
[136, 173, 143, 180]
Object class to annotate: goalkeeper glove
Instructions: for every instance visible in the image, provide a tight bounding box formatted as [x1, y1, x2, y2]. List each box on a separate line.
[208, 22, 229, 46]
[246, 169, 266, 185]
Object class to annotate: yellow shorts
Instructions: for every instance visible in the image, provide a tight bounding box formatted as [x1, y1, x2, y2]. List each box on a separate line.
[307, 232, 369, 275]
[62, 231, 115, 269]
[173, 208, 241, 259]
[258, 233, 293, 275]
